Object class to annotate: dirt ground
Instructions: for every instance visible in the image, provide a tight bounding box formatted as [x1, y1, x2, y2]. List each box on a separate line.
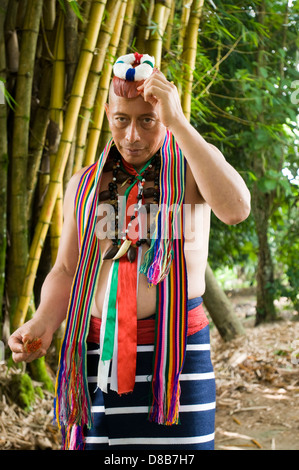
[211, 292, 299, 451]
[0, 292, 298, 451]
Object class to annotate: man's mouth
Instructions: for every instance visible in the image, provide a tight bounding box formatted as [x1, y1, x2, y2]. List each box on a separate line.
[124, 148, 144, 154]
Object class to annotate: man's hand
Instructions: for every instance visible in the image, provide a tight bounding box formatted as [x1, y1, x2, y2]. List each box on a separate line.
[137, 70, 185, 129]
[8, 317, 53, 363]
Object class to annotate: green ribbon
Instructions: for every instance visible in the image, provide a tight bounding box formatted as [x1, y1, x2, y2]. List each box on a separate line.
[100, 154, 158, 362]
[101, 260, 119, 361]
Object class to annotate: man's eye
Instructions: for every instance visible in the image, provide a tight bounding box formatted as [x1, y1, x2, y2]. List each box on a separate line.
[114, 117, 128, 127]
[142, 118, 155, 126]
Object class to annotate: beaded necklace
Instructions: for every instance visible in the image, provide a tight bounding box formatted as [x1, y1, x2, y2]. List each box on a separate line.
[98, 146, 161, 263]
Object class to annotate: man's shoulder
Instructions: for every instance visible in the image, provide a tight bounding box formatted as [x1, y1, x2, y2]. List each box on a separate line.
[67, 165, 94, 191]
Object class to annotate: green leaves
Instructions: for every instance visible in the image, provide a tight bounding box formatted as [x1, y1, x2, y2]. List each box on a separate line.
[197, 0, 299, 308]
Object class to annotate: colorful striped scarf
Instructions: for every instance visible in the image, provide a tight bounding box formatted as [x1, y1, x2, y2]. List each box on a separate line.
[54, 131, 188, 449]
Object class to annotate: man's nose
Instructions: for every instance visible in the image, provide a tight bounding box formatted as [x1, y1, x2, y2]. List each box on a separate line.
[125, 121, 140, 143]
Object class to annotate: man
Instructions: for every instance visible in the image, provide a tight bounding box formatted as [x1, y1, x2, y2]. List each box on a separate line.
[9, 53, 250, 450]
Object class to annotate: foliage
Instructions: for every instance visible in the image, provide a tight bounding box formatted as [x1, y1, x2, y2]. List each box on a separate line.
[10, 373, 36, 411]
[185, 0, 299, 312]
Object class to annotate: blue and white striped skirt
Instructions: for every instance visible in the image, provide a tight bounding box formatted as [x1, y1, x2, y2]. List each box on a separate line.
[84, 324, 216, 450]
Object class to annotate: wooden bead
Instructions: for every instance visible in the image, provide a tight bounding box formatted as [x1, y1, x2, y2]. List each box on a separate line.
[99, 190, 111, 201]
[143, 187, 157, 198]
[144, 170, 155, 181]
[116, 172, 129, 184]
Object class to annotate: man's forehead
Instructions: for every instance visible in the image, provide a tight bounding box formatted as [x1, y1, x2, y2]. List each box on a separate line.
[109, 93, 157, 117]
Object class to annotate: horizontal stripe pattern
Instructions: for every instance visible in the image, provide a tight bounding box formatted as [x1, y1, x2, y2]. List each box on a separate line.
[86, 434, 215, 447]
[87, 372, 215, 383]
[92, 402, 216, 414]
[87, 343, 211, 355]
[84, 326, 216, 450]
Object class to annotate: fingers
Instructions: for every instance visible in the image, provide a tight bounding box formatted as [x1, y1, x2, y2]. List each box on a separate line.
[138, 72, 176, 102]
[8, 331, 24, 354]
[8, 327, 46, 363]
[11, 348, 45, 364]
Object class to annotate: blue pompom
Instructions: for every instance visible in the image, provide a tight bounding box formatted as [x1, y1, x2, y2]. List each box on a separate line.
[125, 67, 135, 81]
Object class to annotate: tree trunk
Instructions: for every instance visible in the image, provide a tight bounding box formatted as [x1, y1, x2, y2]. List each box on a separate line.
[203, 263, 246, 341]
[251, 184, 277, 324]
[7, 0, 43, 321]
[0, 0, 8, 322]
[249, 4, 277, 325]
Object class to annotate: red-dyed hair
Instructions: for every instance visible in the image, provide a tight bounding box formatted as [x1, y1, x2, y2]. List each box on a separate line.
[112, 76, 144, 99]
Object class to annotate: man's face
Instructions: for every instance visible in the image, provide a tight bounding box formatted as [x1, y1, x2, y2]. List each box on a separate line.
[105, 87, 166, 169]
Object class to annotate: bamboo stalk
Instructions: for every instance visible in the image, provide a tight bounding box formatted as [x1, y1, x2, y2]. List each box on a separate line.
[178, 0, 192, 54]
[97, 112, 111, 154]
[161, 0, 174, 74]
[83, 0, 127, 166]
[4, 0, 19, 75]
[7, 0, 44, 324]
[64, 1, 79, 98]
[117, 0, 137, 56]
[176, 0, 192, 98]
[0, 0, 8, 316]
[49, 10, 65, 266]
[135, 0, 154, 53]
[27, 65, 52, 217]
[78, 0, 93, 50]
[148, 0, 172, 69]
[42, 0, 56, 32]
[73, 0, 122, 173]
[27, 3, 57, 220]
[181, 0, 204, 121]
[14, 0, 108, 328]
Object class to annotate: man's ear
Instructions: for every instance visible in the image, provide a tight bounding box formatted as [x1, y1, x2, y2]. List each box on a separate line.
[104, 103, 110, 122]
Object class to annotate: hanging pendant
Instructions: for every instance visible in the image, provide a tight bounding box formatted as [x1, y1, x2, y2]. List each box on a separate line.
[103, 244, 119, 260]
[127, 245, 137, 263]
[112, 239, 132, 260]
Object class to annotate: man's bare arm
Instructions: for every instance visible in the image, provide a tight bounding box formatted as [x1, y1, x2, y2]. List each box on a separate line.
[8, 170, 83, 362]
[139, 71, 251, 225]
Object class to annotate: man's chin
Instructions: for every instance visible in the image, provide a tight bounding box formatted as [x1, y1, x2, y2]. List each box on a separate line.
[120, 148, 152, 167]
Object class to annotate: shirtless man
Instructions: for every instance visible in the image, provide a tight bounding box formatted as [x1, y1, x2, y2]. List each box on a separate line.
[9, 58, 250, 450]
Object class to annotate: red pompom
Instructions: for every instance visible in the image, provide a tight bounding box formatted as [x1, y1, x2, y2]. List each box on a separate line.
[134, 52, 143, 65]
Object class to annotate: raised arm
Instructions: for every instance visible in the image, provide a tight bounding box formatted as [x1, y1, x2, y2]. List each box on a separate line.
[138, 71, 251, 225]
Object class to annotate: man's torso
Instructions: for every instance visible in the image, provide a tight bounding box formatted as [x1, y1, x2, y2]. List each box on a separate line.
[90, 162, 210, 319]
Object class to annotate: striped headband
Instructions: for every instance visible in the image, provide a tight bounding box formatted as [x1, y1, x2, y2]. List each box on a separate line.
[113, 52, 155, 81]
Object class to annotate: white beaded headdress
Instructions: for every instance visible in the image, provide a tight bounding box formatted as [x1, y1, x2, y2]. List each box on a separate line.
[113, 52, 155, 81]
